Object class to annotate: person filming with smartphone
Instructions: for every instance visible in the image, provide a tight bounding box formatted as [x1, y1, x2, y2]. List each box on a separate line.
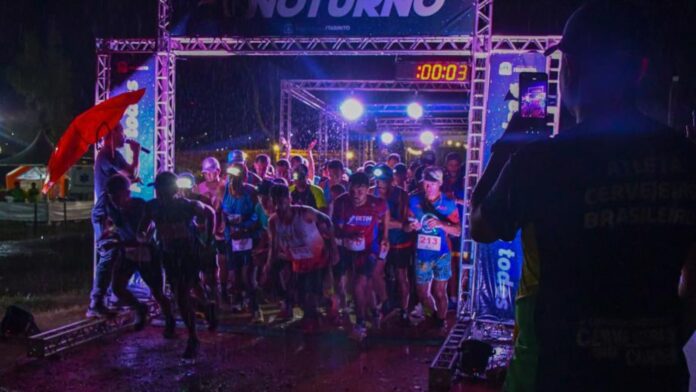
[471, 2, 696, 391]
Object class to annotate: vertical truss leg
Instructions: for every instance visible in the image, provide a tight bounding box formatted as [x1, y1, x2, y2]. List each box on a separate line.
[155, 0, 174, 174]
[155, 52, 176, 173]
[341, 123, 348, 167]
[459, 0, 494, 319]
[546, 52, 563, 134]
[279, 84, 293, 156]
[93, 53, 111, 280]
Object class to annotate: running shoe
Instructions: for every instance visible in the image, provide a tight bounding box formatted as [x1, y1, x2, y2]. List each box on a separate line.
[251, 310, 264, 324]
[349, 323, 367, 341]
[85, 302, 116, 319]
[410, 303, 425, 320]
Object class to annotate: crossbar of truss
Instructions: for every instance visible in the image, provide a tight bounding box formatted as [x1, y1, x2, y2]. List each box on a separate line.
[284, 79, 469, 93]
[97, 35, 561, 56]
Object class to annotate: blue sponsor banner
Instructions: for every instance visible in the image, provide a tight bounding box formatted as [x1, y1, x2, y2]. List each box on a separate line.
[110, 55, 157, 201]
[171, 0, 474, 37]
[476, 53, 547, 323]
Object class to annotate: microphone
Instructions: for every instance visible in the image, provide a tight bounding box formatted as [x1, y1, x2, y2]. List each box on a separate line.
[125, 138, 150, 154]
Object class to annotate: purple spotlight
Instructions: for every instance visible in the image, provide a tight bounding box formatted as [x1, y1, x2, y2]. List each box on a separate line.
[340, 98, 364, 121]
[419, 130, 435, 146]
[407, 102, 423, 119]
[380, 131, 395, 145]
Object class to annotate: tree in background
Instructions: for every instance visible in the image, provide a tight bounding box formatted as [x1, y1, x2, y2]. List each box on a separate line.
[5, 24, 74, 142]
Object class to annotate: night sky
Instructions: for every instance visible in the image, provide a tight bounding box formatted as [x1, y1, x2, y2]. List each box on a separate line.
[0, 0, 694, 152]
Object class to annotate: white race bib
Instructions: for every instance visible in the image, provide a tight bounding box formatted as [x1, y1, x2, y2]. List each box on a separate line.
[417, 234, 441, 251]
[232, 238, 253, 251]
[344, 237, 366, 252]
[226, 213, 241, 224]
[289, 246, 313, 261]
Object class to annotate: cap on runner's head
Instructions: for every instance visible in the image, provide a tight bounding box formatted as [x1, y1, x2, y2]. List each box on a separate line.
[373, 164, 393, 181]
[421, 150, 436, 165]
[154, 171, 178, 190]
[544, 1, 649, 58]
[227, 149, 246, 164]
[393, 163, 407, 176]
[423, 166, 444, 183]
[349, 172, 370, 188]
[201, 156, 221, 173]
[176, 172, 196, 189]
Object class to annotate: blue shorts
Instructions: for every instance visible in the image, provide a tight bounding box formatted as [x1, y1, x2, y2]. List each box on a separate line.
[414, 253, 452, 285]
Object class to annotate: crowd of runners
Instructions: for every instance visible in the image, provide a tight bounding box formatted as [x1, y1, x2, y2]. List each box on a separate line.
[90, 128, 466, 358]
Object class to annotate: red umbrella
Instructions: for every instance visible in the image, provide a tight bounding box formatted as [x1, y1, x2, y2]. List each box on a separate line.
[43, 89, 146, 193]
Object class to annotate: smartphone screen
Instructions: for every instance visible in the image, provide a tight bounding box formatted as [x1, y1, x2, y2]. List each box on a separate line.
[519, 72, 548, 120]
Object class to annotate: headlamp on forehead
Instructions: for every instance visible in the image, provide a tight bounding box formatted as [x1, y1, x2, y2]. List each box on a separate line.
[292, 172, 300, 181]
[373, 168, 384, 178]
[176, 177, 193, 189]
[227, 166, 242, 177]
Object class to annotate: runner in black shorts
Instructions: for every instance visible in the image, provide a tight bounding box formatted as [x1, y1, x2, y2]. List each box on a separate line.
[194, 156, 229, 304]
[177, 172, 218, 330]
[332, 173, 389, 339]
[139, 172, 215, 359]
[372, 164, 413, 323]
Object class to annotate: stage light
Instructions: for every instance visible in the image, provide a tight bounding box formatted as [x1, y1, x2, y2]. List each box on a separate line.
[272, 144, 280, 152]
[447, 140, 453, 146]
[380, 131, 395, 145]
[420, 130, 435, 146]
[340, 98, 364, 121]
[346, 150, 355, 160]
[455, 142, 462, 147]
[407, 102, 423, 119]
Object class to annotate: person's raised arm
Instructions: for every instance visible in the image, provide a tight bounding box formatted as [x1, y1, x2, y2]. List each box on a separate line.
[307, 139, 317, 183]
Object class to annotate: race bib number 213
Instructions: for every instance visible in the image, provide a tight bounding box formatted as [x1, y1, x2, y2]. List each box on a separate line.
[417, 234, 441, 251]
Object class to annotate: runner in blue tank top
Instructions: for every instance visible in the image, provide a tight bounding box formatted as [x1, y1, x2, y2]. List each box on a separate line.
[406, 167, 460, 329]
[221, 162, 261, 320]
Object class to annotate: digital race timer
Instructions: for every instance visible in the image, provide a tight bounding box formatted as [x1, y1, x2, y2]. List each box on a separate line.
[396, 61, 469, 82]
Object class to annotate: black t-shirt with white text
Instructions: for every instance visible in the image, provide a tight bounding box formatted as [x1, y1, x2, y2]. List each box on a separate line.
[482, 112, 696, 391]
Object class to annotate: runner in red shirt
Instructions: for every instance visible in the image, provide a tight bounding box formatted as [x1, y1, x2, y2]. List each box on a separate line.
[332, 172, 389, 339]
